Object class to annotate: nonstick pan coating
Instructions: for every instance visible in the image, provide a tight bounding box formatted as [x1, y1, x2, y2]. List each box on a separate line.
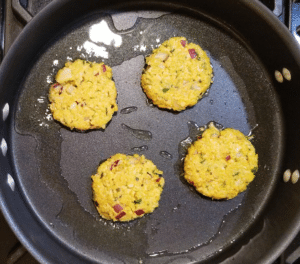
[1, 0, 300, 263]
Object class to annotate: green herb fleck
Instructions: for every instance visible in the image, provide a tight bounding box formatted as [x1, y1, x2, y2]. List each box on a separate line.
[134, 199, 142, 204]
[251, 167, 258, 173]
[162, 88, 169, 93]
[153, 170, 163, 176]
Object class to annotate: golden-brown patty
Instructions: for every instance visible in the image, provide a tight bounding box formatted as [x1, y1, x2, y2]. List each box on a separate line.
[141, 37, 213, 111]
[184, 123, 258, 199]
[91, 153, 165, 222]
[48, 59, 118, 130]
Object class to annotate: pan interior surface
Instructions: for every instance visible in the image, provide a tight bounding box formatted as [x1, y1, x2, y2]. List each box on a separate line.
[10, 6, 282, 264]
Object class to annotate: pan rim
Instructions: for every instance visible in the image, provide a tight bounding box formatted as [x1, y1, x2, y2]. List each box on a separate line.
[0, 0, 299, 263]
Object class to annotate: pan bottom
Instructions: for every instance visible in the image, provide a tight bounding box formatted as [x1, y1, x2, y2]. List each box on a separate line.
[11, 9, 282, 263]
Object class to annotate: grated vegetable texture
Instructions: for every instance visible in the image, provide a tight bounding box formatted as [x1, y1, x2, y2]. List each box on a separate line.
[184, 123, 258, 199]
[91, 153, 165, 222]
[141, 37, 213, 111]
[48, 59, 118, 130]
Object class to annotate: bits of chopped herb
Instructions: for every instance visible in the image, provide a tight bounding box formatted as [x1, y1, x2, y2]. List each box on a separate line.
[251, 167, 258, 173]
[162, 88, 169, 93]
[153, 170, 163, 176]
[134, 199, 142, 204]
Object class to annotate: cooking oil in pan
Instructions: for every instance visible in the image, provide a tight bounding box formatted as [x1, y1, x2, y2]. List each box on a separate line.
[121, 123, 152, 141]
[159, 151, 173, 160]
[131, 145, 148, 152]
[12, 9, 280, 262]
[120, 106, 138, 114]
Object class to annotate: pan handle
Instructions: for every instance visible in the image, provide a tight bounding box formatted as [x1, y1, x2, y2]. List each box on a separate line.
[11, 0, 32, 24]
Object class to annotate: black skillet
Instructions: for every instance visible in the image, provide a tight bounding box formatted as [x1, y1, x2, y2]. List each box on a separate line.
[1, 0, 300, 263]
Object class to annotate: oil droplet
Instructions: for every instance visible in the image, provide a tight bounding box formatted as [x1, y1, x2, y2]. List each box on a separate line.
[146, 98, 155, 107]
[247, 124, 258, 138]
[178, 121, 207, 157]
[120, 106, 138, 114]
[159, 151, 173, 160]
[121, 123, 152, 141]
[177, 121, 222, 167]
[187, 121, 205, 138]
[131, 145, 148, 152]
[209, 100, 213, 105]
[172, 204, 181, 212]
[178, 137, 193, 158]
[172, 206, 179, 212]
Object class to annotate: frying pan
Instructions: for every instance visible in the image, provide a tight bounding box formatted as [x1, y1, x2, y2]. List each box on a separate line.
[1, 0, 300, 263]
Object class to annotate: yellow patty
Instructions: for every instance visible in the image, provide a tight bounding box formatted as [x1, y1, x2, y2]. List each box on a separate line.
[91, 154, 165, 222]
[141, 37, 213, 111]
[184, 123, 258, 199]
[48, 59, 118, 130]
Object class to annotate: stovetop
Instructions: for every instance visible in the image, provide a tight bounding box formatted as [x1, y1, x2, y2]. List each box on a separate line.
[1, 0, 300, 263]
